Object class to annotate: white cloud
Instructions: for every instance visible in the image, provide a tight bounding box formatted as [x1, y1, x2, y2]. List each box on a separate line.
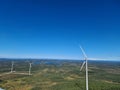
[0, 54, 120, 61]
[88, 57, 120, 61]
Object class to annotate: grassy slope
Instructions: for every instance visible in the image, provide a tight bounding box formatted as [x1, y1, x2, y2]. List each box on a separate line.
[0, 60, 120, 90]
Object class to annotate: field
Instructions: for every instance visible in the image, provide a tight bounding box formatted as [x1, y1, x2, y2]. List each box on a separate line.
[0, 59, 120, 90]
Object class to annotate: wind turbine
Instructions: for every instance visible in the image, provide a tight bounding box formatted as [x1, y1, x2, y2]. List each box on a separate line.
[26, 59, 33, 75]
[28, 62, 32, 75]
[11, 61, 14, 73]
[80, 46, 89, 90]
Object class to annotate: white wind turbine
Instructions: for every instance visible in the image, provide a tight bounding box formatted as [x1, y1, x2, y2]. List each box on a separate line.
[28, 62, 32, 75]
[26, 60, 33, 75]
[11, 61, 14, 73]
[80, 46, 89, 90]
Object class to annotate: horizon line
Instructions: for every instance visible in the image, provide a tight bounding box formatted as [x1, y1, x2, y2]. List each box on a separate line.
[0, 57, 120, 61]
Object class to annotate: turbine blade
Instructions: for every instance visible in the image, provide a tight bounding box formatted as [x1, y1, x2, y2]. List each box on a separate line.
[80, 61, 86, 71]
[79, 45, 87, 59]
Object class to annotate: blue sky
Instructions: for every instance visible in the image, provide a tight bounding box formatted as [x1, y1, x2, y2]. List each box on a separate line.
[0, 0, 120, 60]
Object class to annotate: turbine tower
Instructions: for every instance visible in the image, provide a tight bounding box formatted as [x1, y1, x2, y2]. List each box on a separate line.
[11, 61, 14, 73]
[80, 46, 89, 90]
